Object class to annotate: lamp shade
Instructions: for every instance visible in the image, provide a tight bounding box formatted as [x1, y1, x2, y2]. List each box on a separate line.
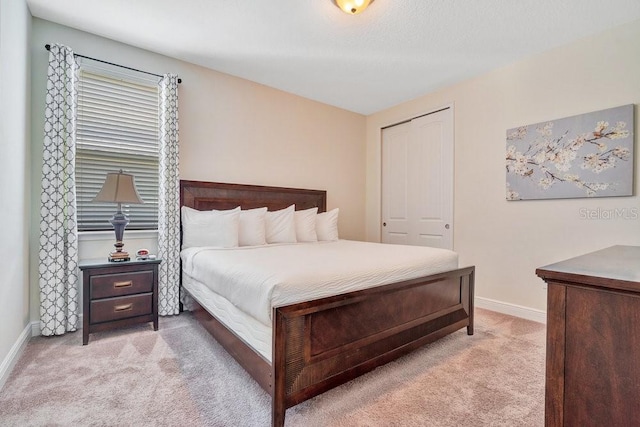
[93, 170, 144, 205]
[334, 0, 374, 14]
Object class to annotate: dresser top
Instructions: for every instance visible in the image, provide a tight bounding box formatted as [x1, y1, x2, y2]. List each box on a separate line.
[536, 245, 640, 291]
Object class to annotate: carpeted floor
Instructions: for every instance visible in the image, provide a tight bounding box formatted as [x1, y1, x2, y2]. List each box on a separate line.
[0, 308, 545, 426]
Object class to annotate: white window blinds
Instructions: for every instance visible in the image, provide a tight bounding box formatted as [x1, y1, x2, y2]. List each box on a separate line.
[76, 69, 160, 231]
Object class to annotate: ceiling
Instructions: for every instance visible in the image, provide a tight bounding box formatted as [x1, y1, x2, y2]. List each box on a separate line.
[27, 0, 640, 115]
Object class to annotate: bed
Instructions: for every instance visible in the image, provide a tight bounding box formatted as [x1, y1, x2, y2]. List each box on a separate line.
[180, 180, 475, 426]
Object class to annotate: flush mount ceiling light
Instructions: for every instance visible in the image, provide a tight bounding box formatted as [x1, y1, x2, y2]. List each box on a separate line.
[334, 0, 374, 15]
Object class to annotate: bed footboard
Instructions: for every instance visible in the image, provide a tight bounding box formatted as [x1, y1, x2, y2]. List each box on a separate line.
[271, 266, 475, 426]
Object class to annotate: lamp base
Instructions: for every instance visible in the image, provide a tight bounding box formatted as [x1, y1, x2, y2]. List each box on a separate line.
[108, 250, 130, 262]
[109, 213, 130, 262]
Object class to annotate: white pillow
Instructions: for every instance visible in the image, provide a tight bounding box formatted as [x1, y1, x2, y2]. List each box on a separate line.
[239, 207, 267, 246]
[294, 207, 318, 242]
[181, 206, 240, 249]
[316, 208, 339, 241]
[265, 205, 296, 244]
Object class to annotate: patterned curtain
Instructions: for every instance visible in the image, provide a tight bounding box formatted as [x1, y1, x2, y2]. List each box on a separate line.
[39, 44, 79, 336]
[157, 74, 181, 315]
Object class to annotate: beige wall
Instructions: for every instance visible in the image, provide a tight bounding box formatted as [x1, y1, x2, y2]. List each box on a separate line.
[0, 0, 31, 380]
[30, 18, 366, 322]
[366, 19, 640, 314]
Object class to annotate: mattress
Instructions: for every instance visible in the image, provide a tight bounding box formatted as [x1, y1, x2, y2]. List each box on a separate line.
[182, 274, 272, 361]
[181, 240, 458, 327]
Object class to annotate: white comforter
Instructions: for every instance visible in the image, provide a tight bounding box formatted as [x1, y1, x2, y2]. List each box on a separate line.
[181, 240, 458, 326]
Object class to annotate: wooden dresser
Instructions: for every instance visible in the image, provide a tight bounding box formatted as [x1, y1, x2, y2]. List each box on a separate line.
[80, 258, 161, 345]
[536, 245, 640, 427]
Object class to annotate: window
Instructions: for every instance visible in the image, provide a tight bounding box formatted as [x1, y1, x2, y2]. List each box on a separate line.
[76, 67, 160, 231]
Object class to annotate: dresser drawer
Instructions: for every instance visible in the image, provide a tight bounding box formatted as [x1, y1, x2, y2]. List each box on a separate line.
[90, 270, 154, 299]
[90, 294, 152, 324]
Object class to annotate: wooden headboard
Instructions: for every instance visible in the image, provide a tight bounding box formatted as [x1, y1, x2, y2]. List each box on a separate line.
[179, 180, 327, 212]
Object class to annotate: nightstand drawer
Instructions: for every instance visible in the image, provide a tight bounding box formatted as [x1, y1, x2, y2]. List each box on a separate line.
[90, 270, 154, 299]
[90, 294, 152, 324]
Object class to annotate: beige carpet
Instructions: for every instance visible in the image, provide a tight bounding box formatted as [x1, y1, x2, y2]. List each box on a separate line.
[0, 308, 545, 426]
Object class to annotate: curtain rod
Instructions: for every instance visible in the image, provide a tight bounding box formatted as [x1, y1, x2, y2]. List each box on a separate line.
[45, 44, 182, 84]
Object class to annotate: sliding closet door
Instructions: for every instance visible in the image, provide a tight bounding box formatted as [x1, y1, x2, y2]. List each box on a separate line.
[381, 121, 412, 245]
[381, 107, 453, 249]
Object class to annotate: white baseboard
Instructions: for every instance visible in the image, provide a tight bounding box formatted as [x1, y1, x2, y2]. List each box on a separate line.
[475, 296, 547, 324]
[0, 323, 32, 391]
[31, 320, 40, 337]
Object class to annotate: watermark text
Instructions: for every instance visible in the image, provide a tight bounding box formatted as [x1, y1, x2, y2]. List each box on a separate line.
[579, 207, 638, 220]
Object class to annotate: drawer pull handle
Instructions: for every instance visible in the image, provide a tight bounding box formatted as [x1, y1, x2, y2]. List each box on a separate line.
[114, 280, 133, 289]
[114, 303, 133, 312]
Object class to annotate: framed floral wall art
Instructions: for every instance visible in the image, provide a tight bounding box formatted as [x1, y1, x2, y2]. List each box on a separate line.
[506, 104, 634, 200]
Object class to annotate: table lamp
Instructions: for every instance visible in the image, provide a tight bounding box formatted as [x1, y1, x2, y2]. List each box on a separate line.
[93, 170, 144, 262]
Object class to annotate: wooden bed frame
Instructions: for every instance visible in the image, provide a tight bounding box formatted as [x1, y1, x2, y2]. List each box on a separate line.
[180, 180, 475, 426]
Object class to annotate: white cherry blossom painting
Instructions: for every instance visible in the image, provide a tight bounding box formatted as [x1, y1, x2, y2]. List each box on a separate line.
[506, 104, 634, 200]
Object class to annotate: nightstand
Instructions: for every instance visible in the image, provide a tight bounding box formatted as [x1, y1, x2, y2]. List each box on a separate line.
[80, 258, 161, 345]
